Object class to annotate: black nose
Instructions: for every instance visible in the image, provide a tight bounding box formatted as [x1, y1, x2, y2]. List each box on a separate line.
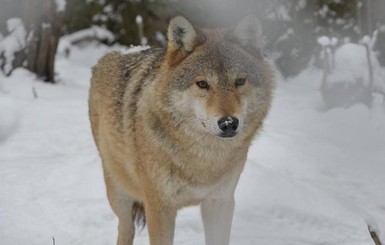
[217, 116, 239, 137]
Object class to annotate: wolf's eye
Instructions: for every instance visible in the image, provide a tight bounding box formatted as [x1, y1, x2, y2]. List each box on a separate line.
[196, 80, 209, 89]
[235, 78, 246, 87]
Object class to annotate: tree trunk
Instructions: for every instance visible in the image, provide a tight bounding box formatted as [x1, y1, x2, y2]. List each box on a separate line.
[25, 0, 64, 83]
[364, 43, 374, 106]
[366, 0, 372, 35]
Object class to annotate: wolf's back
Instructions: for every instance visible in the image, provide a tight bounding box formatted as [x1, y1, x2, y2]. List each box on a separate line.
[89, 49, 164, 136]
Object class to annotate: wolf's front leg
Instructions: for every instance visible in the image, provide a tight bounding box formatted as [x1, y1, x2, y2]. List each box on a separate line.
[145, 197, 177, 245]
[201, 195, 235, 245]
[200, 172, 241, 245]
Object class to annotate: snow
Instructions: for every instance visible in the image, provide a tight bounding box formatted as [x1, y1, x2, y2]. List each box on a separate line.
[42, 22, 52, 29]
[318, 5, 330, 18]
[119, 45, 150, 55]
[295, 0, 307, 11]
[93, 13, 108, 23]
[140, 37, 148, 46]
[318, 36, 330, 46]
[275, 5, 291, 21]
[336, 18, 346, 25]
[55, 0, 66, 12]
[328, 43, 385, 91]
[331, 37, 338, 47]
[103, 4, 113, 14]
[0, 18, 27, 74]
[1, 40, 385, 245]
[362, 35, 372, 45]
[136, 15, 143, 25]
[155, 31, 166, 46]
[267, 5, 291, 21]
[59, 26, 115, 46]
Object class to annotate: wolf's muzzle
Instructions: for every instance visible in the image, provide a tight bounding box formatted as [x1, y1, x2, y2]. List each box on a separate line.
[218, 116, 239, 138]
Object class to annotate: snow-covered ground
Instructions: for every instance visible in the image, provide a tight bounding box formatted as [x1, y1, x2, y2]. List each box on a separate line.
[1, 41, 384, 245]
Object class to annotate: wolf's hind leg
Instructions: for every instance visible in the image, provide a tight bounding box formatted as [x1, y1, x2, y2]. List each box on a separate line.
[105, 174, 136, 245]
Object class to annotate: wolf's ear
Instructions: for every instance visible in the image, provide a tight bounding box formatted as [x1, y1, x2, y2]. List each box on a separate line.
[227, 15, 264, 57]
[166, 16, 205, 65]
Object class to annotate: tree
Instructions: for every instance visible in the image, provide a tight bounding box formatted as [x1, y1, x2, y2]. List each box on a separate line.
[65, 0, 171, 46]
[0, 0, 65, 83]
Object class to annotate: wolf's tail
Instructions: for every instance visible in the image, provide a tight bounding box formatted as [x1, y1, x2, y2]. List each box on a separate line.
[132, 201, 146, 229]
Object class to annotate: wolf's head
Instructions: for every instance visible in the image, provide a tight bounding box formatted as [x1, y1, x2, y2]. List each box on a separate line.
[162, 15, 274, 140]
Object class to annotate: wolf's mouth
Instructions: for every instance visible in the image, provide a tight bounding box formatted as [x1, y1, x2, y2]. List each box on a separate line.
[218, 132, 237, 138]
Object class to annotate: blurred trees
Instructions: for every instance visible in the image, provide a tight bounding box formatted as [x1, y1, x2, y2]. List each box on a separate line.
[63, 0, 385, 78]
[0, 0, 64, 82]
[65, 0, 171, 46]
[1, 0, 384, 81]
[262, 0, 318, 77]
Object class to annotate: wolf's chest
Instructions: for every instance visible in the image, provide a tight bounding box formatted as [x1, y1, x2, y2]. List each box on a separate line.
[168, 182, 216, 207]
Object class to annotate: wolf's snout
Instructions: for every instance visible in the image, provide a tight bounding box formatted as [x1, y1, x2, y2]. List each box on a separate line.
[218, 117, 239, 138]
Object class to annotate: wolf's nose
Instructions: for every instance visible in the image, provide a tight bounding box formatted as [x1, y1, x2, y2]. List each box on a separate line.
[218, 117, 239, 135]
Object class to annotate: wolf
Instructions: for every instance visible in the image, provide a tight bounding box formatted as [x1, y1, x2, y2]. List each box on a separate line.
[89, 15, 274, 245]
